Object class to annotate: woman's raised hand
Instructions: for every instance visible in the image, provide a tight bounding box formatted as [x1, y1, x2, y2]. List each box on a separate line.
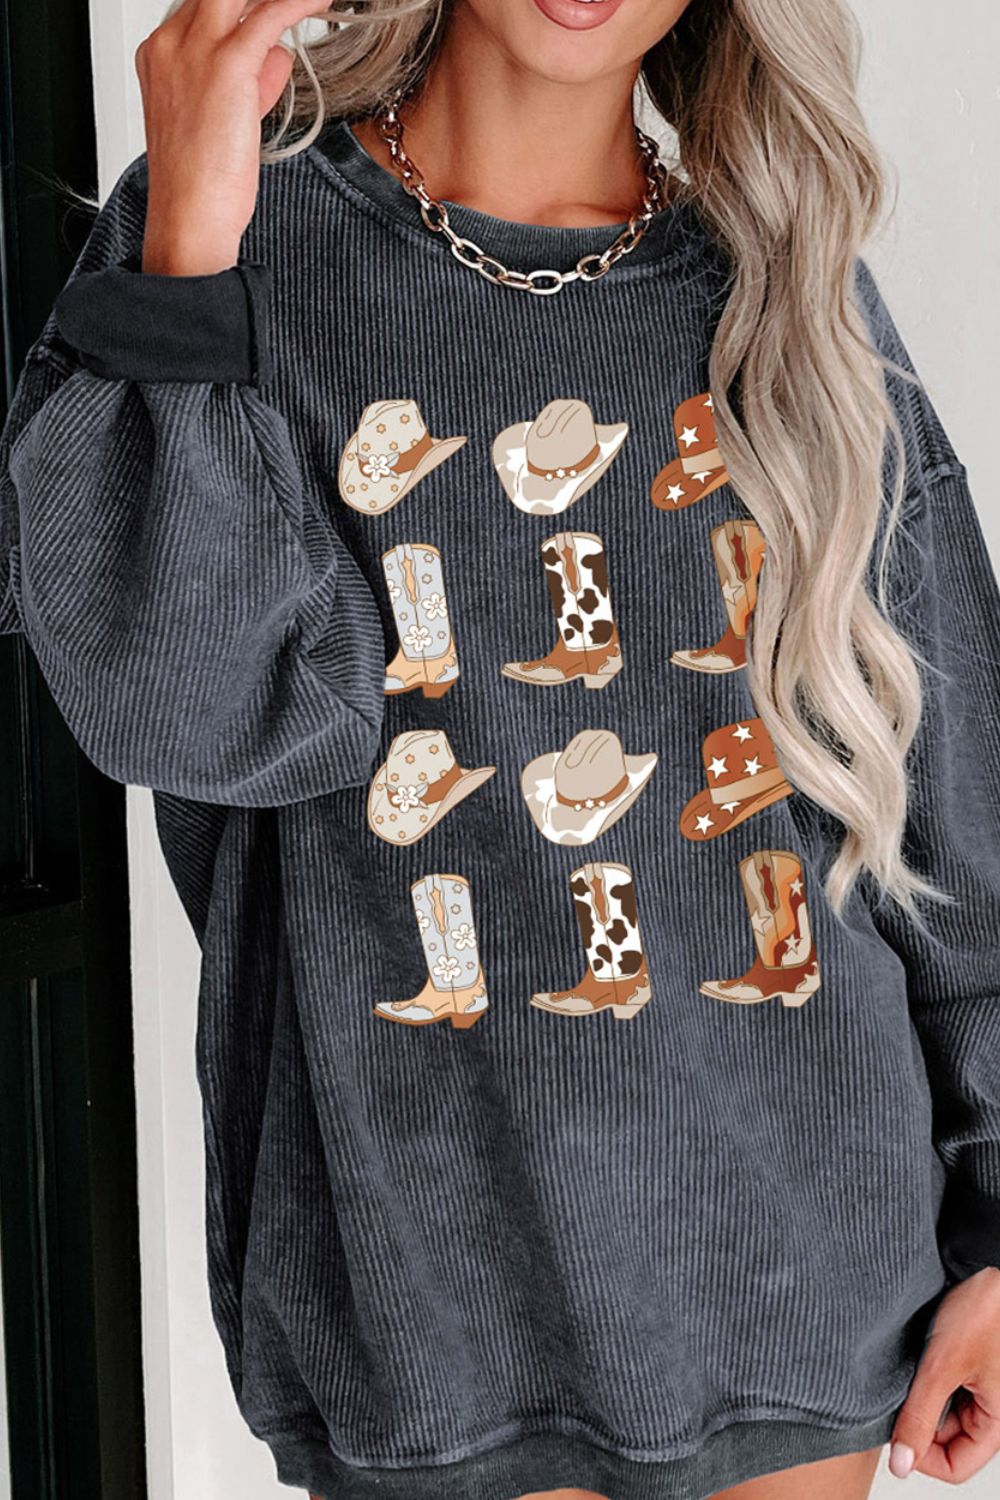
[136, 0, 334, 275]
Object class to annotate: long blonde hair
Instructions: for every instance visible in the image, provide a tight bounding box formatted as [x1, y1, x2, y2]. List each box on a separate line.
[195, 0, 937, 918]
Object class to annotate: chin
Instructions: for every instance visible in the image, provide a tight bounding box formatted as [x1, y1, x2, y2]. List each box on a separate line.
[460, 0, 684, 82]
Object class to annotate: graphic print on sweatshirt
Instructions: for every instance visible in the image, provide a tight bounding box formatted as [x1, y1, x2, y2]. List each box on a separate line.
[680, 717, 792, 840]
[338, 399, 467, 514]
[368, 730, 496, 846]
[358, 390, 814, 1026]
[492, 398, 629, 515]
[700, 849, 821, 1008]
[650, 391, 729, 511]
[671, 519, 766, 674]
[521, 729, 657, 846]
[374, 874, 488, 1029]
[502, 531, 623, 690]
[531, 861, 651, 1021]
[382, 542, 458, 698]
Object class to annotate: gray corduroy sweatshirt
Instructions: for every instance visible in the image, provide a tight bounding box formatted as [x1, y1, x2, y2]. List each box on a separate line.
[3, 117, 1000, 1500]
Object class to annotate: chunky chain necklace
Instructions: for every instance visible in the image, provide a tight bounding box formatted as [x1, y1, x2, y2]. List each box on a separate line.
[374, 95, 669, 296]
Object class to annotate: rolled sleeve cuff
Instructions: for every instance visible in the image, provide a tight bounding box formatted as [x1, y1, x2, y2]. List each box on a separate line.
[939, 1178, 1000, 1282]
[52, 250, 273, 386]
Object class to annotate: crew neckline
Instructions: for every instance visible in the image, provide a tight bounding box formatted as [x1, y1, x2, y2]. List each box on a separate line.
[309, 116, 701, 277]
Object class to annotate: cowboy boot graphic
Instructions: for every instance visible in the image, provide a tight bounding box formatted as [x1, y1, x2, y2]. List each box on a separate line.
[374, 874, 488, 1029]
[650, 392, 729, 511]
[680, 717, 792, 840]
[700, 849, 821, 1008]
[502, 531, 623, 690]
[671, 519, 766, 674]
[531, 861, 651, 1020]
[382, 542, 459, 698]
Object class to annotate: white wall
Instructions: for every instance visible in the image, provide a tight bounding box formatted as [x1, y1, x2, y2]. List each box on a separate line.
[84, 3, 999, 1498]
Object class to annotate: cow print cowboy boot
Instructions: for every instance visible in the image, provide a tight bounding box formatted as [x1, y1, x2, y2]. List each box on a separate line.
[502, 531, 623, 690]
[531, 861, 651, 1020]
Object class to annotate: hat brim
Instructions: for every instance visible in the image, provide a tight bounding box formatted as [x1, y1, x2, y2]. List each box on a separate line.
[650, 455, 728, 512]
[339, 433, 467, 515]
[368, 762, 495, 845]
[521, 751, 657, 845]
[493, 422, 628, 516]
[679, 781, 792, 841]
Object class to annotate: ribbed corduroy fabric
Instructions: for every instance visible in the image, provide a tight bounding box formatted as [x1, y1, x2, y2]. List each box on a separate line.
[3, 117, 1000, 1500]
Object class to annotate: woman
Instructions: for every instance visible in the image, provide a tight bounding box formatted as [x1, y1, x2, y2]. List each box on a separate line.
[2, 0, 998, 1496]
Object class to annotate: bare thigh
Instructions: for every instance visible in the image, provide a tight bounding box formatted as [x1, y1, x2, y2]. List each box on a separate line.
[512, 1449, 883, 1500]
[314, 1449, 883, 1500]
[710, 1445, 883, 1500]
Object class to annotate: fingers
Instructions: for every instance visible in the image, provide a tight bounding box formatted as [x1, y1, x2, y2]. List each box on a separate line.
[910, 1398, 1000, 1484]
[198, 0, 334, 46]
[892, 1362, 1000, 1483]
[890, 1355, 958, 1477]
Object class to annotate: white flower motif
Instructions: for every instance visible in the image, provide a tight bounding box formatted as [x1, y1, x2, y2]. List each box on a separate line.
[360, 451, 398, 481]
[451, 923, 476, 952]
[390, 784, 426, 813]
[420, 592, 448, 622]
[403, 624, 433, 652]
[386, 579, 401, 600]
[415, 911, 430, 930]
[433, 955, 462, 983]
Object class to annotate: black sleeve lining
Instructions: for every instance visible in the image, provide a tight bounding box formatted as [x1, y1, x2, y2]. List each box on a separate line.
[52, 250, 273, 387]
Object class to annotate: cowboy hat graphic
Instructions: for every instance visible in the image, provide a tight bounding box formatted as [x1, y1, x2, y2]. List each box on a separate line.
[368, 729, 495, 845]
[679, 718, 792, 840]
[339, 399, 467, 515]
[650, 392, 729, 511]
[521, 729, 657, 846]
[492, 398, 628, 516]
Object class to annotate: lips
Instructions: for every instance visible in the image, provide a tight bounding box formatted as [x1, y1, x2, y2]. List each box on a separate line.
[531, 0, 628, 32]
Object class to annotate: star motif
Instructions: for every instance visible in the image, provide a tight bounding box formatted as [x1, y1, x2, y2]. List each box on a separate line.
[790, 877, 803, 896]
[679, 425, 699, 449]
[744, 757, 762, 776]
[692, 471, 714, 485]
[751, 911, 774, 939]
[694, 814, 714, 835]
[721, 802, 740, 815]
[732, 724, 754, 742]
[708, 756, 728, 779]
[704, 395, 714, 409]
[666, 483, 686, 504]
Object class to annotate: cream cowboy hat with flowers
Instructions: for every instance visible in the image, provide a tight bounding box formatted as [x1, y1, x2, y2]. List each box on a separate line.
[339, 399, 467, 515]
[368, 729, 495, 846]
[521, 729, 657, 846]
[492, 398, 628, 516]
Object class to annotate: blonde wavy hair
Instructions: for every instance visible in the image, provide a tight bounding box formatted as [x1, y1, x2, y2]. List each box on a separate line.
[143, 0, 931, 922]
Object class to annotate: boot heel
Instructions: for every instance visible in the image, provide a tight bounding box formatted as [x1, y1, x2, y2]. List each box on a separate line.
[583, 674, 610, 690]
[780, 994, 810, 1009]
[451, 1008, 486, 1029]
[611, 1003, 646, 1020]
[422, 680, 455, 699]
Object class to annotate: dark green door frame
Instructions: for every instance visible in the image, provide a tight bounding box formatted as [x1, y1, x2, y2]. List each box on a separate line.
[0, 1, 148, 1496]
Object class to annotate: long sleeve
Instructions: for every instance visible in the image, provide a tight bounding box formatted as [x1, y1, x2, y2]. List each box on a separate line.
[1, 155, 384, 807]
[853, 260, 1000, 1283]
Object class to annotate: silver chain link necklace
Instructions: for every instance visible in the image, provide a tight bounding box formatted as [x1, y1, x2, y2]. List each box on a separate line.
[374, 94, 670, 296]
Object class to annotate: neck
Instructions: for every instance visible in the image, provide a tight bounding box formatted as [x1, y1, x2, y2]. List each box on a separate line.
[352, 9, 645, 228]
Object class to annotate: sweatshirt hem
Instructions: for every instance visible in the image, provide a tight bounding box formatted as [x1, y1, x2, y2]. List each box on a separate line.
[263, 1406, 901, 1500]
